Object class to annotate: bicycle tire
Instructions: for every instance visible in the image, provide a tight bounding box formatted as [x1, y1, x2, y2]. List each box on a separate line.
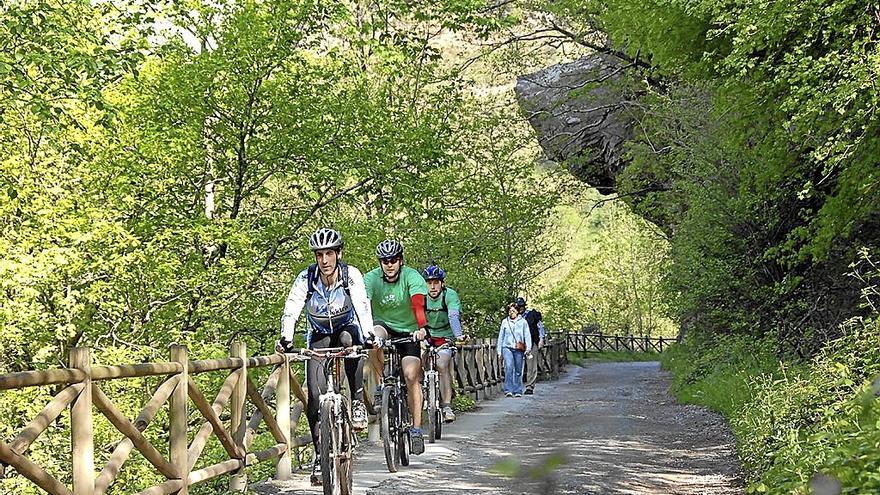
[426, 373, 438, 444]
[435, 406, 443, 440]
[319, 403, 334, 495]
[380, 386, 398, 473]
[338, 405, 353, 495]
[399, 394, 410, 466]
[399, 428, 410, 466]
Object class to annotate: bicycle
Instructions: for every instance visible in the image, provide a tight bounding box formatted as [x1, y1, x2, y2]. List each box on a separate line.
[379, 336, 416, 473]
[423, 340, 453, 443]
[293, 345, 368, 495]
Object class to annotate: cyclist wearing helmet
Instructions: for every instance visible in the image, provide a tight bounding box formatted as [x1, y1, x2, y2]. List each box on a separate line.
[422, 265, 464, 423]
[363, 239, 430, 455]
[276, 227, 375, 485]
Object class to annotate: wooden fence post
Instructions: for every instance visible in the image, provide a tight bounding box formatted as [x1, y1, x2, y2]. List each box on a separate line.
[468, 345, 478, 401]
[230, 342, 247, 491]
[170, 345, 189, 494]
[276, 353, 291, 480]
[70, 347, 94, 495]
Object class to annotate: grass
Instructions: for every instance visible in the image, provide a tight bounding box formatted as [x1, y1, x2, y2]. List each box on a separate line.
[661, 322, 880, 494]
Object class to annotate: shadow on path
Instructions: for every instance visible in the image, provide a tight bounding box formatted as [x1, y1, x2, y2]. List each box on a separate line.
[254, 361, 743, 495]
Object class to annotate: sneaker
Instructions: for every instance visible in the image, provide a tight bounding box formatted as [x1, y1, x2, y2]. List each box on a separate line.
[310, 455, 322, 486]
[524, 388, 534, 395]
[410, 428, 425, 455]
[352, 399, 368, 430]
[505, 392, 513, 397]
[514, 393, 523, 397]
[442, 405, 456, 423]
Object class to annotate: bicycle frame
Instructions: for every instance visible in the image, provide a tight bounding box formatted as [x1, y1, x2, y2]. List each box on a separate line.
[379, 337, 415, 472]
[423, 341, 452, 443]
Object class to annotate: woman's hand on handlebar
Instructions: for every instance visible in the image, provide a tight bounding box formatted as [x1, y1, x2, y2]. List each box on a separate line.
[413, 328, 428, 341]
[276, 337, 294, 353]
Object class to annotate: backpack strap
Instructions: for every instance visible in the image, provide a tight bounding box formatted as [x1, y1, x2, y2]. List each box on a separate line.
[305, 263, 319, 302]
[339, 261, 351, 298]
[305, 262, 351, 303]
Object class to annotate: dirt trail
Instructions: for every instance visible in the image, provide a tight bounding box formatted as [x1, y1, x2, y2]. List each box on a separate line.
[256, 361, 743, 495]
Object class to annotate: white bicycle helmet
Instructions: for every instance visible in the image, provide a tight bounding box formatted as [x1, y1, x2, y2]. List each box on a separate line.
[309, 228, 344, 251]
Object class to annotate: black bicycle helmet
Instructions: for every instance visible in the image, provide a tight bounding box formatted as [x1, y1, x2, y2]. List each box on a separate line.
[376, 239, 404, 259]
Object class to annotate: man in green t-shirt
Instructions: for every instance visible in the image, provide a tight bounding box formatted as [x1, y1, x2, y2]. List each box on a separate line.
[363, 239, 430, 455]
[422, 265, 465, 423]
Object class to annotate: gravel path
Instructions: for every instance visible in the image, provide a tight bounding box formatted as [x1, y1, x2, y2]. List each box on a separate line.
[255, 361, 743, 495]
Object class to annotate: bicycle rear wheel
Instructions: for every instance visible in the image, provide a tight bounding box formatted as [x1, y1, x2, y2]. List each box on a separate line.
[380, 386, 398, 473]
[338, 406, 353, 495]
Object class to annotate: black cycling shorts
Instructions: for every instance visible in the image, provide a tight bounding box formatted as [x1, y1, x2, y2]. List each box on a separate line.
[307, 324, 362, 348]
[375, 321, 421, 359]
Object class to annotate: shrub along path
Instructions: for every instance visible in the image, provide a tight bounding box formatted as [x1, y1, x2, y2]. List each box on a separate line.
[256, 361, 743, 494]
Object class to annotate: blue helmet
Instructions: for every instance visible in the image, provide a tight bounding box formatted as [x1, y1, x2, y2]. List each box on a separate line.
[514, 297, 526, 308]
[422, 265, 445, 281]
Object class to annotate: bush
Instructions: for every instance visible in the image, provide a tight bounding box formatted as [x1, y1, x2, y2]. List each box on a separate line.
[664, 318, 880, 494]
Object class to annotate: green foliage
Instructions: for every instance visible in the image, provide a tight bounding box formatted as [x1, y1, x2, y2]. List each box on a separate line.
[575, 0, 880, 351]
[661, 333, 779, 418]
[664, 317, 880, 494]
[533, 198, 678, 337]
[452, 393, 476, 413]
[0, 0, 565, 492]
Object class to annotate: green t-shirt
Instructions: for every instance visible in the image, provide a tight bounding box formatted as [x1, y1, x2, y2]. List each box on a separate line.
[363, 265, 428, 334]
[426, 287, 462, 338]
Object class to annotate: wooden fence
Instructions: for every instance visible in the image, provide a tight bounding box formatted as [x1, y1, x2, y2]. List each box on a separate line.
[0, 343, 304, 495]
[452, 336, 568, 400]
[553, 331, 673, 353]
[0, 337, 569, 494]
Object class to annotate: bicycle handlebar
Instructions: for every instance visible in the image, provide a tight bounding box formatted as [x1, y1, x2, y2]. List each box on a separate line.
[286, 346, 368, 359]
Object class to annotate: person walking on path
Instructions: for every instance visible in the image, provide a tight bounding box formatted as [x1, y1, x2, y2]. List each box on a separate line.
[515, 297, 545, 395]
[497, 302, 532, 397]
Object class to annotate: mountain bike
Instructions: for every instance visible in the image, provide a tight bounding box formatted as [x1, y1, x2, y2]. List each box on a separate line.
[296, 346, 368, 495]
[379, 337, 415, 473]
[423, 340, 452, 443]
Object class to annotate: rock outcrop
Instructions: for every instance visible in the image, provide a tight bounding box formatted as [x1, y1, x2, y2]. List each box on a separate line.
[515, 54, 635, 194]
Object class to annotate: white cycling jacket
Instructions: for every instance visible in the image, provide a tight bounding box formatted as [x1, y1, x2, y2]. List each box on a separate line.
[280, 264, 374, 343]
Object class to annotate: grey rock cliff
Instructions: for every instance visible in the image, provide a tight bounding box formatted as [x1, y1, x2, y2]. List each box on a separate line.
[515, 54, 635, 194]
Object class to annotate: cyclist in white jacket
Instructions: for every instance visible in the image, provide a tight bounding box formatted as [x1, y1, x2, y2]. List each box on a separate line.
[276, 228, 374, 485]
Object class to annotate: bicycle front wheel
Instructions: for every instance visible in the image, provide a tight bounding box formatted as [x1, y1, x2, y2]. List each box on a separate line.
[338, 406, 353, 495]
[380, 386, 399, 473]
[426, 373, 438, 444]
[319, 403, 335, 495]
[398, 392, 410, 467]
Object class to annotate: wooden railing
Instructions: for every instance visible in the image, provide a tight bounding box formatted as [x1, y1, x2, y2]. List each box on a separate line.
[453, 337, 568, 400]
[0, 343, 307, 495]
[553, 331, 673, 353]
[0, 337, 570, 494]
